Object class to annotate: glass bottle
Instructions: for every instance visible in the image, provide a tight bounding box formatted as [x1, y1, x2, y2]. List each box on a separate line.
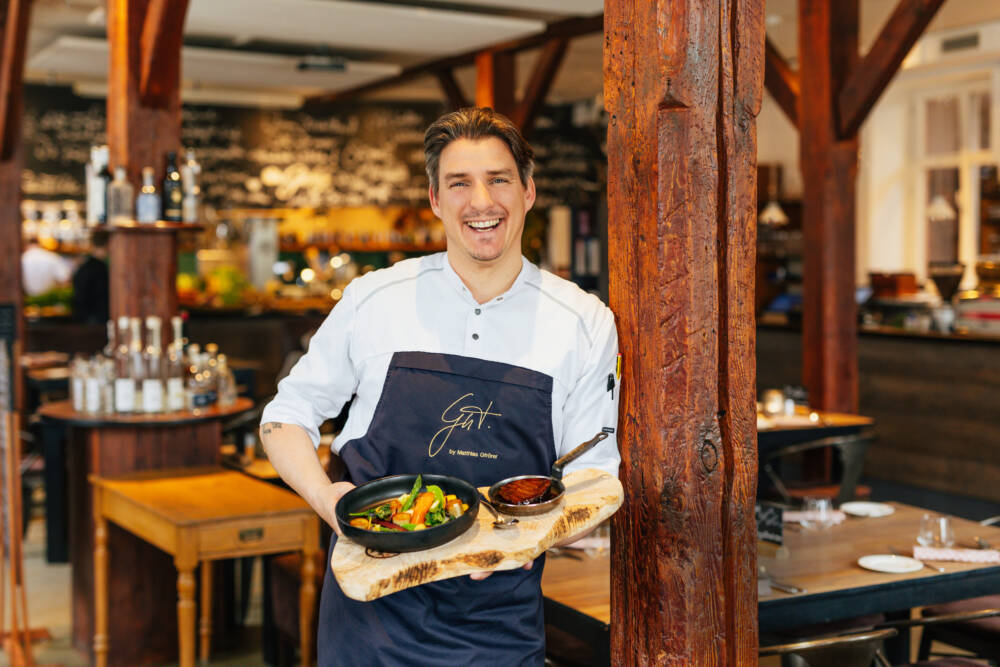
[166, 316, 186, 412]
[185, 343, 202, 409]
[113, 316, 135, 413]
[84, 357, 103, 414]
[107, 166, 135, 225]
[142, 316, 165, 413]
[181, 149, 201, 223]
[162, 151, 183, 222]
[128, 317, 145, 412]
[136, 167, 161, 224]
[216, 354, 237, 407]
[70, 354, 86, 412]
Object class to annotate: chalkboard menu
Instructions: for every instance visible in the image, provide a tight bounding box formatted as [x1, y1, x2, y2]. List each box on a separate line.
[756, 502, 784, 545]
[20, 84, 606, 212]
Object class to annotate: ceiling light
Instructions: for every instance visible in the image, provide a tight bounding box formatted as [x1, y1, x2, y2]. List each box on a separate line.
[297, 55, 347, 72]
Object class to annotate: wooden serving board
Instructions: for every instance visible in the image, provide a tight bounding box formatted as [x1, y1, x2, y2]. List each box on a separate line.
[331, 468, 623, 601]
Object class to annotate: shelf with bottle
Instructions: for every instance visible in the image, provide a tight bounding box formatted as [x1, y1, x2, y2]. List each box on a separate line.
[63, 313, 244, 421]
[86, 144, 204, 229]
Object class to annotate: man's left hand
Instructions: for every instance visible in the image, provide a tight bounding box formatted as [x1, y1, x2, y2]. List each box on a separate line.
[469, 560, 533, 581]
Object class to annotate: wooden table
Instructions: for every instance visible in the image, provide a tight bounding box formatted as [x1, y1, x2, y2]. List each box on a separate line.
[756, 408, 874, 451]
[541, 503, 1000, 662]
[37, 398, 254, 665]
[91, 467, 320, 667]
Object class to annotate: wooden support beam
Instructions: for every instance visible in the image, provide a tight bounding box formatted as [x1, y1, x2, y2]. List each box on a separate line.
[837, 0, 946, 138]
[513, 37, 569, 135]
[605, 0, 762, 663]
[0, 0, 33, 413]
[800, 0, 860, 413]
[139, 0, 189, 108]
[475, 50, 516, 117]
[305, 13, 603, 106]
[764, 38, 799, 127]
[434, 69, 468, 111]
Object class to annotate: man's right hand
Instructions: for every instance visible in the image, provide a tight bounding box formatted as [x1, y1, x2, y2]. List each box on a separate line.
[310, 481, 357, 535]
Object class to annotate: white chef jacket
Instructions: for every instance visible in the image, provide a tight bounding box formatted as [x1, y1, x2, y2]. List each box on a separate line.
[261, 252, 620, 477]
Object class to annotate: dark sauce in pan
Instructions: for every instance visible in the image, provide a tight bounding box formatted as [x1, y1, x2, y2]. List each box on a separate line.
[497, 477, 558, 505]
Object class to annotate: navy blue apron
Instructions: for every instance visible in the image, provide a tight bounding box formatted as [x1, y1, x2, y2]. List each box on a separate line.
[318, 351, 557, 666]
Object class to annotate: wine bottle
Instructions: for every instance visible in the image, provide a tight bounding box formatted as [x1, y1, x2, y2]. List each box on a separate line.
[217, 354, 237, 407]
[142, 316, 165, 413]
[136, 167, 161, 224]
[107, 166, 134, 225]
[181, 149, 201, 223]
[166, 316, 186, 411]
[162, 151, 183, 222]
[113, 316, 135, 413]
[128, 317, 145, 412]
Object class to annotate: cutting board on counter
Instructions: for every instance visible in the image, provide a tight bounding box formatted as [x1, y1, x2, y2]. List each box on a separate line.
[331, 467, 623, 601]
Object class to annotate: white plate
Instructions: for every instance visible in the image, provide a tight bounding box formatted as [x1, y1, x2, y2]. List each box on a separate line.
[858, 554, 923, 574]
[841, 501, 896, 518]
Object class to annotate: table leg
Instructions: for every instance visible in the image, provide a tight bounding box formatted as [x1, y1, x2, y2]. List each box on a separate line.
[177, 565, 196, 667]
[200, 561, 212, 664]
[300, 548, 316, 667]
[93, 496, 109, 667]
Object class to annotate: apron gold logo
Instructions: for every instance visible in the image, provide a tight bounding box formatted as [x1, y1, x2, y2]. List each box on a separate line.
[428, 392, 502, 457]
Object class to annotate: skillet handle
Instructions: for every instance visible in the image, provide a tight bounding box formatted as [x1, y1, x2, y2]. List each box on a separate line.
[550, 431, 609, 481]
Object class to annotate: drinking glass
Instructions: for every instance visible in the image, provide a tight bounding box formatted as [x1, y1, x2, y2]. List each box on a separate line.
[917, 513, 955, 547]
[801, 497, 835, 530]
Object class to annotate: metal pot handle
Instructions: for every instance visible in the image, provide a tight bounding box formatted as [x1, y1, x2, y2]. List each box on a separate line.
[550, 431, 609, 481]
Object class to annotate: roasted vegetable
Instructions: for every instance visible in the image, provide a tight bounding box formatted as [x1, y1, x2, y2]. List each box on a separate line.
[409, 491, 436, 526]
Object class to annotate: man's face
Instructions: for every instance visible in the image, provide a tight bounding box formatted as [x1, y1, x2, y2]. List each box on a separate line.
[429, 137, 535, 267]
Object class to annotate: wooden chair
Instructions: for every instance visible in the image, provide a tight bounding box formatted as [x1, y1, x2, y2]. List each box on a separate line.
[914, 521, 1000, 664]
[761, 433, 873, 506]
[873, 608, 1000, 666]
[759, 627, 896, 667]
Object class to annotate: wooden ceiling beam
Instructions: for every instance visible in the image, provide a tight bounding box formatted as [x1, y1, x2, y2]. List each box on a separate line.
[0, 0, 32, 160]
[763, 38, 799, 127]
[139, 0, 190, 108]
[513, 37, 569, 135]
[837, 0, 947, 138]
[434, 69, 468, 110]
[304, 13, 602, 106]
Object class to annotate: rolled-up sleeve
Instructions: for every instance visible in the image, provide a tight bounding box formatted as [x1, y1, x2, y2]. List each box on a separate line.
[558, 306, 621, 477]
[260, 283, 359, 447]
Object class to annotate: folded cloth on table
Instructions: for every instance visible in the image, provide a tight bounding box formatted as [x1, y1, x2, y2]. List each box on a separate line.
[783, 510, 847, 526]
[913, 546, 1000, 563]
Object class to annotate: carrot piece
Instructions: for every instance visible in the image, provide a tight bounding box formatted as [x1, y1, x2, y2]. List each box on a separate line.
[409, 491, 436, 526]
[349, 517, 370, 529]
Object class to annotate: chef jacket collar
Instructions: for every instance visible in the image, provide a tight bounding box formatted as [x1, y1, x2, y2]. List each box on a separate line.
[439, 253, 539, 308]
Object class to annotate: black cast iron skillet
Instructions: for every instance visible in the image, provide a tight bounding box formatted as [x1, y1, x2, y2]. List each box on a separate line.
[335, 474, 480, 553]
[487, 431, 609, 517]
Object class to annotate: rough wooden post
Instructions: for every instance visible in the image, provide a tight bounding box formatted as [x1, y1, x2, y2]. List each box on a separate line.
[474, 50, 516, 117]
[605, 0, 763, 663]
[106, 0, 188, 325]
[799, 0, 860, 413]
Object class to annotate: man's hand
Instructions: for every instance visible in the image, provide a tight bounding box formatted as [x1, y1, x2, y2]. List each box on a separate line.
[309, 481, 357, 535]
[469, 560, 533, 581]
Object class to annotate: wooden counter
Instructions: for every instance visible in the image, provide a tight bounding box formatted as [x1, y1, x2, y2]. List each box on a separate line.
[758, 325, 1000, 503]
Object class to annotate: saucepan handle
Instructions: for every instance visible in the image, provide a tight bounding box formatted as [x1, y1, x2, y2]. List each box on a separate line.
[550, 431, 609, 481]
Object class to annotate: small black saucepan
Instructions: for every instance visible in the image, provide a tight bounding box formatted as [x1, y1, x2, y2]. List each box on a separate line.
[487, 431, 609, 517]
[336, 473, 479, 553]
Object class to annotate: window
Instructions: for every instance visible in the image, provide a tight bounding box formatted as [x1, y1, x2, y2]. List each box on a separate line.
[913, 79, 996, 286]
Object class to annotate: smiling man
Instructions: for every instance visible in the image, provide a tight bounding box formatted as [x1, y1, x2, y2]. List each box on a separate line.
[259, 107, 620, 666]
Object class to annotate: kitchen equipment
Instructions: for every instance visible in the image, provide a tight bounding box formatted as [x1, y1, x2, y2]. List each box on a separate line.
[488, 431, 608, 516]
[335, 473, 479, 553]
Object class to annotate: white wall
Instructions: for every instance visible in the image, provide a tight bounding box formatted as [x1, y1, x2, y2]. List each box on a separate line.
[757, 91, 802, 198]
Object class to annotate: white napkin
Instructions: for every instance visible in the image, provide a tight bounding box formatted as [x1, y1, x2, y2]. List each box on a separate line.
[783, 509, 847, 526]
[913, 546, 1000, 563]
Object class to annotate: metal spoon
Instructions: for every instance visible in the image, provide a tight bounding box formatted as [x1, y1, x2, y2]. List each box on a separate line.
[479, 493, 519, 529]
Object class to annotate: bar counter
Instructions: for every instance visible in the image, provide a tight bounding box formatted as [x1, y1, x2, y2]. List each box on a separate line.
[758, 322, 1000, 502]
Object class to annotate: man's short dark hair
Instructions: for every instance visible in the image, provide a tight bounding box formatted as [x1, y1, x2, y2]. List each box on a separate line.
[424, 107, 534, 195]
